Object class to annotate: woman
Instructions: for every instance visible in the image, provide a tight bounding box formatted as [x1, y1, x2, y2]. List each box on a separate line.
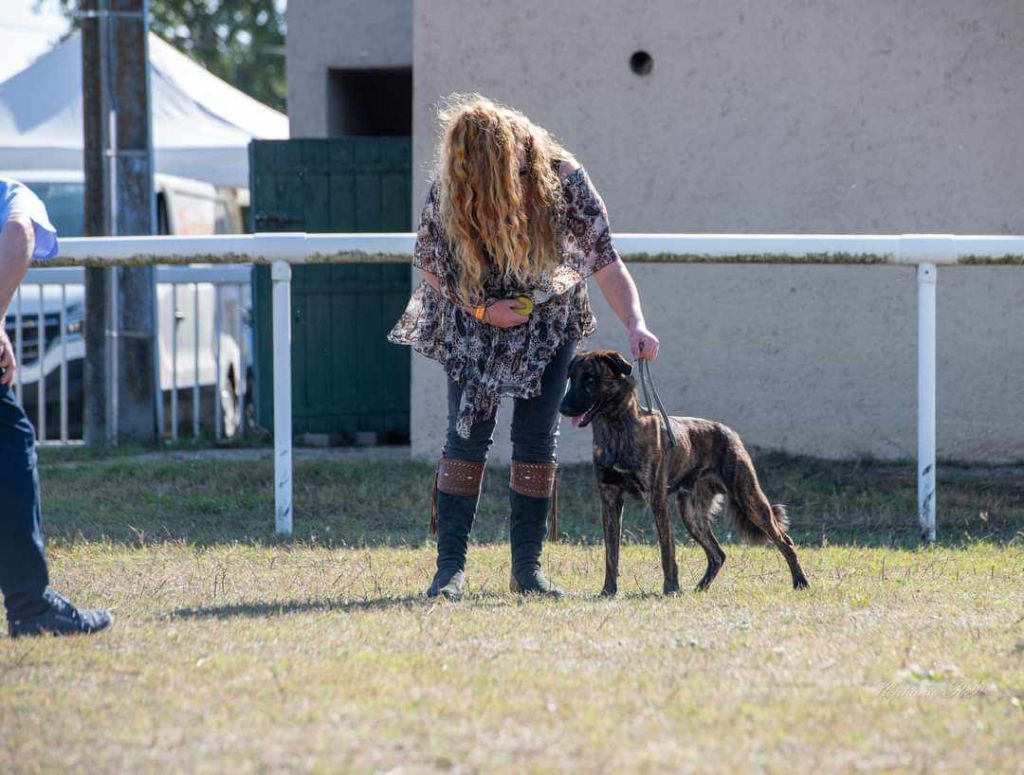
[389, 95, 660, 599]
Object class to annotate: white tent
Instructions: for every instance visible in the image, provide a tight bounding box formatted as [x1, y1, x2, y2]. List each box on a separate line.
[0, 0, 69, 84]
[0, 31, 289, 188]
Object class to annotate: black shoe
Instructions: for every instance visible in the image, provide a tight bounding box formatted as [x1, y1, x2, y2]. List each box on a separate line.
[509, 489, 565, 599]
[509, 569, 565, 598]
[8, 590, 112, 639]
[427, 569, 466, 601]
[425, 486, 479, 601]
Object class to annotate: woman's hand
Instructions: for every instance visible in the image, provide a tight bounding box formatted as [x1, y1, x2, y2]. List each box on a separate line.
[484, 299, 531, 329]
[593, 261, 660, 361]
[0, 329, 16, 385]
[629, 324, 660, 361]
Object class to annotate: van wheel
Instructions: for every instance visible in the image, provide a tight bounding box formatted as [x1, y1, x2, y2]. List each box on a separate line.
[220, 366, 241, 438]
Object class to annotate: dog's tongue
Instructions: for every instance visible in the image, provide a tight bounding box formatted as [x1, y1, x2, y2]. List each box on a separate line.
[571, 415, 583, 428]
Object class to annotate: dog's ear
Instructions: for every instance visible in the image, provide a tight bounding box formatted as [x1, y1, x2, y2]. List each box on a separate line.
[601, 351, 633, 377]
[567, 354, 583, 376]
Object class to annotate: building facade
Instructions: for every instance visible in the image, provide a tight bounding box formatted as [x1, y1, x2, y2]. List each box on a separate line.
[286, 0, 1024, 462]
[287, 0, 412, 139]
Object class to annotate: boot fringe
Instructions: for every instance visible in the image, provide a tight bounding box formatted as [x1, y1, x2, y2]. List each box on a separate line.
[550, 478, 558, 542]
[430, 462, 439, 536]
[432, 456, 486, 536]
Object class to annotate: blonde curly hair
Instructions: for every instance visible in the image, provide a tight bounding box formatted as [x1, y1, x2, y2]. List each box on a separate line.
[435, 94, 576, 305]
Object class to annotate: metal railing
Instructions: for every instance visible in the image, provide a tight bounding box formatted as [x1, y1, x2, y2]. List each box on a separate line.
[53, 231, 1024, 542]
[155, 265, 252, 442]
[6, 264, 252, 444]
[8, 267, 83, 443]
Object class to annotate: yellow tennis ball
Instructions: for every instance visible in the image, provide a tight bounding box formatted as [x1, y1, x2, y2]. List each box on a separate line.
[514, 296, 534, 315]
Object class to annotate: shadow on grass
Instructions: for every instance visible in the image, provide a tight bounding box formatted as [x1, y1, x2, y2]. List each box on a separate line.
[164, 582, 818, 621]
[165, 593, 512, 620]
[38, 453, 1024, 550]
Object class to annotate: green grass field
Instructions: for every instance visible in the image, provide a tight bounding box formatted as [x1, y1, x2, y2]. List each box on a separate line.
[2, 451, 1022, 774]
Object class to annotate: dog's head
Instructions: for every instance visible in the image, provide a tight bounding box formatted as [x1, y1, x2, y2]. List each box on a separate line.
[560, 350, 635, 428]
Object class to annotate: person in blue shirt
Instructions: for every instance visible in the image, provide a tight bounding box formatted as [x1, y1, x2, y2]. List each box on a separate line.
[0, 177, 111, 638]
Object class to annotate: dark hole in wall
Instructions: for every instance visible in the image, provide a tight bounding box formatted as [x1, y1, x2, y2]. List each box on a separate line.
[629, 51, 653, 76]
[328, 68, 412, 136]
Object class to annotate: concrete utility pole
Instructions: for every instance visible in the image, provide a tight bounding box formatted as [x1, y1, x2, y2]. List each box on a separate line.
[81, 0, 158, 444]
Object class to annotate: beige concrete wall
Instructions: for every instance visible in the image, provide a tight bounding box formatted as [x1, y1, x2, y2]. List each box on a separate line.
[412, 0, 1024, 231]
[410, 264, 1024, 464]
[407, 0, 1023, 463]
[283, 1, 1024, 462]
[286, 0, 412, 137]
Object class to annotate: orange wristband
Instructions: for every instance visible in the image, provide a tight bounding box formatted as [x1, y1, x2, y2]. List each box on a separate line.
[473, 305, 486, 321]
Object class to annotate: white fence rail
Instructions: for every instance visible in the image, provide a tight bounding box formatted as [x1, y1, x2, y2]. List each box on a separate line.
[55, 232, 1024, 542]
[6, 265, 252, 444]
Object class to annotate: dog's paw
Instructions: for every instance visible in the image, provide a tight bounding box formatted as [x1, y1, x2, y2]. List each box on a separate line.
[600, 586, 618, 598]
[663, 582, 681, 596]
[793, 576, 810, 590]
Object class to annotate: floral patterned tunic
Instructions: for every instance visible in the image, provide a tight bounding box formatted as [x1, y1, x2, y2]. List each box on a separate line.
[388, 160, 620, 438]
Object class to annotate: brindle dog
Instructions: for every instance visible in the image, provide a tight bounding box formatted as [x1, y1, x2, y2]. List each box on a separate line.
[560, 350, 809, 595]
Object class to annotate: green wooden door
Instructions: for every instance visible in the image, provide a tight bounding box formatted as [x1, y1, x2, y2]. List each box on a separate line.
[250, 138, 412, 442]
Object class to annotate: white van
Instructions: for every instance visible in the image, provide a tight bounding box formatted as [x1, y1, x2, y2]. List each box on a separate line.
[3, 170, 250, 439]
[10, 169, 245, 237]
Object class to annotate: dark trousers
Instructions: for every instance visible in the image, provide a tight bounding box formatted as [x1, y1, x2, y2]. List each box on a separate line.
[0, 385, 50, 621]
[444, 340, 577, 465]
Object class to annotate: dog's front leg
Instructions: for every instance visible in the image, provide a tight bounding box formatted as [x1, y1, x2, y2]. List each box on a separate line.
[652, 494, 680, 595]
[599, 484, 624, 597]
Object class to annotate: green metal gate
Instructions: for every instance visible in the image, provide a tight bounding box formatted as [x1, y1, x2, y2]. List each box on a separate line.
[250, 138, 412, 442]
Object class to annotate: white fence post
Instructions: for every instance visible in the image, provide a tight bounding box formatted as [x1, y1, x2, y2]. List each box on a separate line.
[917, 262, 937, 542]
[271, 259, 293, 536]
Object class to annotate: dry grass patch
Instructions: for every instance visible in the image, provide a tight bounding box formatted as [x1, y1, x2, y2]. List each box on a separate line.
[1, 454, 1022, 773]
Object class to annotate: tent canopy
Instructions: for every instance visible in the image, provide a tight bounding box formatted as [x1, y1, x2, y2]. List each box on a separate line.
[0, 31, 288, 188]
[0, 0, 69, 84]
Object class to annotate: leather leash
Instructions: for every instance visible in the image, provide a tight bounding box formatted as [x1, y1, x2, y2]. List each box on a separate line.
[637, 356, 677, 449]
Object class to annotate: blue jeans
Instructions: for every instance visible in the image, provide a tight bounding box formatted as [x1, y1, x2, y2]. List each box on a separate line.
[443, 340, 577, 465]
[0, 385, 50, 621]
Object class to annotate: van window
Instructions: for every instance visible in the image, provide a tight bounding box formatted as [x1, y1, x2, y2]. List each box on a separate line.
[30, 182, 85, 237]
[214, 198, 234, 234]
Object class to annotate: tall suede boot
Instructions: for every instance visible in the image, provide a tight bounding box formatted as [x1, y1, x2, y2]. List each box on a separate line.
[427, 457, 485, 601]
[509, 461, 564, 598]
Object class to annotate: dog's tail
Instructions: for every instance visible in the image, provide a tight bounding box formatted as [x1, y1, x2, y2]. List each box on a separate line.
[713, 425, 792, 544]
[771, 503, 790, 532]
[727, 502, 766, 544]
[726, 502, 789, 545]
